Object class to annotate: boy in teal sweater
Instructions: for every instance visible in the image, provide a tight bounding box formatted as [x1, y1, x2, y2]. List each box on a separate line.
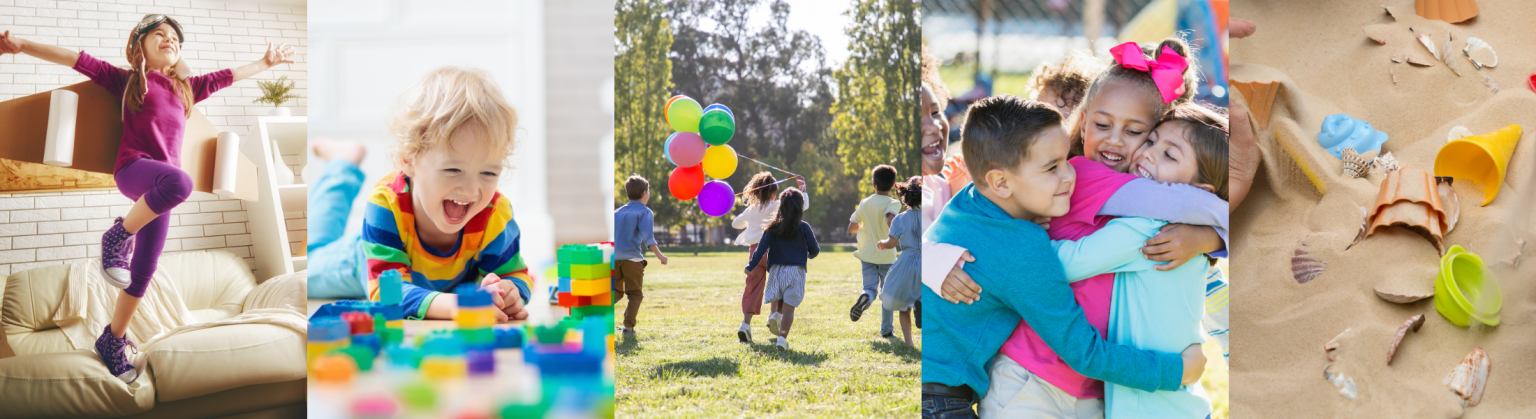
[921, 96, 1205, 418]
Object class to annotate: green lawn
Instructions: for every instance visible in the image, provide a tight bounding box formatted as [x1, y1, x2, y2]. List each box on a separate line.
[614, 251, 1229, 419]
[938, 64, 1035, 100]
[616, 251, 921, 418]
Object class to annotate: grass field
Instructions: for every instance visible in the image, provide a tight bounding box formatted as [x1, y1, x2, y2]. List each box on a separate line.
[615, 251, 921, 418]
[614, 251, 1229, 418]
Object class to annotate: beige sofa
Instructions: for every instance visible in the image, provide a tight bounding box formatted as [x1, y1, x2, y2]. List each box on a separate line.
[0, 251, 306, 419]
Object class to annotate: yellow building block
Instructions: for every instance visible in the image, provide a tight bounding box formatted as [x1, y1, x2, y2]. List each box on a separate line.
[571, 277, 610, 296]
[456, 307, 498, 329]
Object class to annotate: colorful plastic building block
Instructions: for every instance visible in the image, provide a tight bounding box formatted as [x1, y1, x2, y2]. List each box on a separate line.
[398, 381, 437, 410]
[495, 327, 525, 349]
[570, 278, 609, 296]
[351, 333, 382, 357]
[378, 270, 404, 305]
[467, 349, 495, 375]
[532, 324, 569, 344]
[308, 317, 350, 369]
[342, 311, 374, 335]
[421, 356, 467, 380]
[557, 244, 603, 265]
[313, 353, 357, 382]
[565, 263, 610, 280]
[338, 345, 376, 371]
[385, 346, 421, 369]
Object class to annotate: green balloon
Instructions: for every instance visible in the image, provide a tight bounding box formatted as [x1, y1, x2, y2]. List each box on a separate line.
[699, 109, 735, 145]
[667, 98, 703, 133]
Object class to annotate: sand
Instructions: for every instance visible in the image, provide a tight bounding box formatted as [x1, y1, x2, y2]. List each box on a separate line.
[1230, 0, 1536, 417]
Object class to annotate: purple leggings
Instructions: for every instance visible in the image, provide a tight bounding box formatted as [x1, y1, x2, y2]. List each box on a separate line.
[114, 158, 192, 298]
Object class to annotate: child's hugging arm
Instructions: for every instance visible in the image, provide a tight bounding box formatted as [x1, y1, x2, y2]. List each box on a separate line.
[1100, 179, 1229, 257]
[804, 222, 820, 260]
[746, 234, 772, 273]
[1050, 217, 1166, 281]
[980, 245, 1188, 393]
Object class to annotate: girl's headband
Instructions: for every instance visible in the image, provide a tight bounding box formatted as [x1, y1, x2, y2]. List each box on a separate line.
[1109, 42, 1187, 104]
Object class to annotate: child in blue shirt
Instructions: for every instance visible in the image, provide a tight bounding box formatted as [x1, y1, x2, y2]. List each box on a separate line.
[614, 175, 668, 335]
[922, 96, 1204, 419]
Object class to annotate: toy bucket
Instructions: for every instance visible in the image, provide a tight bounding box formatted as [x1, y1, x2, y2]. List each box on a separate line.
[1434, 245, 1502, 326]
[1434, 125, 1522, 206]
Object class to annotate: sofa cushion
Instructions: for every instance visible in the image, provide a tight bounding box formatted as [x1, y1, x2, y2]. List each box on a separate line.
[159, 251, 256, 318]
[0, 350, 157, 417]
[119, 380, 305, 419]
[2, 263, 73, 357]
[146, 323, 305, 402]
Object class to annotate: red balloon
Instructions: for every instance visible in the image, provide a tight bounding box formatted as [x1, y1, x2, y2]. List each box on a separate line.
[668, 165, 706, 200]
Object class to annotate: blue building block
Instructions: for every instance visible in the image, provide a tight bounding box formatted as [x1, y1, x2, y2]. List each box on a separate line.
[495, 327, 525, 349]
[455, 284, 492, 308]
[379, 270, 404, 305]
[580, 317, 608, 356]
[310, 317, 349, 342]
[383, 304, 403, 321]
[559, 277, 572, 293]
[352, 333, 382, 357]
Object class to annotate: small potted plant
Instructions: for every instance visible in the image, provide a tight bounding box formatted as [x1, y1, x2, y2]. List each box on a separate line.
[253, 75, 299, 116]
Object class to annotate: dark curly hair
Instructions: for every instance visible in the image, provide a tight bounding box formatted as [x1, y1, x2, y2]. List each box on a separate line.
[894, 176, 922, 209]
[764, 188, 805, 240]
[743, 172, 779, 210]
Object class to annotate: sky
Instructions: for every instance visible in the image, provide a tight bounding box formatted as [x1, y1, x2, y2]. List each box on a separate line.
[763, 0, 853, 65]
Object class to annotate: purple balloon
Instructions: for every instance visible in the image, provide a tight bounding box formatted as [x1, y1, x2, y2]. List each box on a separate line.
[667, 132, 706, 167]
[697, 180, 735, 217]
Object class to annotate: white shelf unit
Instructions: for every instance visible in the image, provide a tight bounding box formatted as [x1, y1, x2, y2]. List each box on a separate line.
[245, 116, 308, 280]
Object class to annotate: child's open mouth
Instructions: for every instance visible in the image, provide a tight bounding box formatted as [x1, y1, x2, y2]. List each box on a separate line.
[922, 138, 943, 160]
[1098, 150, 1126, 163]
[1134, 162, 1154, 179]
[442, 199, 473, 224]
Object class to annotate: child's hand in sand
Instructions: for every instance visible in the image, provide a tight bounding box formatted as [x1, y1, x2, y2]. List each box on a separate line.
[1229, 91, 1260, 211]
[1142, 224, 1223, 271]
[1181, 343, 1207, 385]
[940, 251, 982, 304]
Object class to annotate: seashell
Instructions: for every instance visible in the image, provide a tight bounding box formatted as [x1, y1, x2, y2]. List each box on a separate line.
[1292, 240, 1327, 284]
[1443, 347, 1489, 407]
[1482, 75, 1499, 94]
[1319, 114, 1390, 158]
[1386, 314, 1425, 365]
[1448, 126, 1474, 142]
[1384, 4, 1400, 21]
[1229, 80, 1279, 131]
[1390, 67, 1398, 85]
[1417, 33, 1440, 61]
[1463, 37, 1497, 69]
[1324, 328, 1353, 361]
[1371, 151, 1400, 173]
[1391, 54, 1403, 64]
[1349, 205, 1370, 249]
[1366, 167, 1447, 253]
[1375, 287, 1433, 303]
[1442, 32, 1461, 77]
[1416, 0, 1480, 24]
[1437, 176, 1459, 234]
[1342, 147, 1369, 178]
[1407, 55, 1437, 67]
[1363, 25, 1392, 44]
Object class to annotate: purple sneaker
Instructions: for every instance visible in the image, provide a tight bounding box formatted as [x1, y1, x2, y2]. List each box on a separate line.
[94, 325, 140, 384]
[100, 217, 134, 289]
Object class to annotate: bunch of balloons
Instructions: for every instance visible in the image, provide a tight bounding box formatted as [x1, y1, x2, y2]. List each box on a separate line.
[663, 95, 738, 217]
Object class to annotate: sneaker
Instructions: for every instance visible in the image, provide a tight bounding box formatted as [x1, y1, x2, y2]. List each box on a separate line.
[766, 312, 782, 336]
[99, 217, 134, 290]
[881, 331, 895, 338]
[94, 325, 139, 384]
[737, 323, 752, 343]
[850, 294, 872, 322]
[776, 336, 788, 351]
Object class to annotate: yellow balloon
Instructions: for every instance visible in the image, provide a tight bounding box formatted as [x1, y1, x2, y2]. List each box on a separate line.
[702, 145, 738, 179]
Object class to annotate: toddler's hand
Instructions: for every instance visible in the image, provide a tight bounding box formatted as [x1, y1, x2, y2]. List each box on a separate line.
[657, 254, 668, 265]
[1142, 224, 1222, 271]
[941, 251, 981, 304]
[1181, 343, 1208, 386]
[479, 273, 511, 322]
[500, 287, 529, 321]
[1032, 216, 1052, 231]
[943, 155, 971, 193]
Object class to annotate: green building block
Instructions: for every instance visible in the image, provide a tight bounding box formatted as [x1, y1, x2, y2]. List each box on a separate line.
[532, 324, 569, 344]
[557, 244, 603, 265]
[572, 305, 614, 319]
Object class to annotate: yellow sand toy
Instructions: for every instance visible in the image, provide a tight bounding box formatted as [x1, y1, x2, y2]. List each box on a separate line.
[1434, 125, 1522, 206]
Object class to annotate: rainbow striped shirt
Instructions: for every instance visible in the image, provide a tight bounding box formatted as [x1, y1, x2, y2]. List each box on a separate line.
[361, 172, 531, 318]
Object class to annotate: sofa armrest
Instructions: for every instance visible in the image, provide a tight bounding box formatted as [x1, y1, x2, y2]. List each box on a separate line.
[0, 350, 157, 417]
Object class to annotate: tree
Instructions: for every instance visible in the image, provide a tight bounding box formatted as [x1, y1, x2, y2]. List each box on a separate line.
[831, 0, 921, 196]
[615, 0, 681, 233]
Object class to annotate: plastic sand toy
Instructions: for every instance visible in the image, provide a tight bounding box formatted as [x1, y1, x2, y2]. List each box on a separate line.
[1434, 125, 1523, 206]
[1435, 245, 1503, 327]
[1318, 114, 1389, 159]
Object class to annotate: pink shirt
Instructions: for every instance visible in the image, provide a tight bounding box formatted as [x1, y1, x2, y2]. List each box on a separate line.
[998, 157, 1137, 399]
[72, 52, 233, 173]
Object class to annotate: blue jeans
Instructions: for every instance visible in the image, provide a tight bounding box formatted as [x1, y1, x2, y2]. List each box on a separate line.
[922, 394, 978, 419]
[306, 159, 368, 299]
[861, 261, 894, 335]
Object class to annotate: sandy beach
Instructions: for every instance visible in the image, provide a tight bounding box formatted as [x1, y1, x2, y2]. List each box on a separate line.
[1230, 0, 1536, 417]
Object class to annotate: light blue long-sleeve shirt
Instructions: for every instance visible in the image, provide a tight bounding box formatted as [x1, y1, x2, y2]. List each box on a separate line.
[614, 201, 656, 260]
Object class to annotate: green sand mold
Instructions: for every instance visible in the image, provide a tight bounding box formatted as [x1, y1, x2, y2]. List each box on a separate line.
[1434, 245, 1503, 327]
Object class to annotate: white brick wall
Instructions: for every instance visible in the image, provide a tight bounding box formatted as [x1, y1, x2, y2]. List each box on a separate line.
[0, 1, 307, 276]
[0, 190, 255, 276]
[0, 0, 308, 141]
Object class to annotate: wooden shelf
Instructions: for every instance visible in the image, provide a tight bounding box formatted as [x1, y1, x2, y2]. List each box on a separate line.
[246, 116, 308, 281]
[278, 184, 307, 213]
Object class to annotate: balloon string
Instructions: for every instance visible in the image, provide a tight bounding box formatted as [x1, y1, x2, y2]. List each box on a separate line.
[734, 177, 796, 196]
[739, 155, 799, 178]
[731, 154, 804, 196]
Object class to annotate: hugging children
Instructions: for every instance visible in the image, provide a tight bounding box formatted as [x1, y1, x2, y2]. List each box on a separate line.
[0, 15, 294, 384]
[305, 67, 532, 325]
[922, 37, 1231, 419]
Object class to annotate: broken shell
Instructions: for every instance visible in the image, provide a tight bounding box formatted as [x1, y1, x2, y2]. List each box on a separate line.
[1349, 205, 1370, 249]
[1416, 0, 1480, 24]
[1463, 37, 1497, 69]
[1437, 176, 1460, 234]
[1323, 363, 1357, 400]
[1384, 4, 1400, 20]
[1417, 34, 1440, 60]
[1371, 151, 1400, 173]
[1366, 167, 1447, 253]
[1363, 24, 1392, 44]
[1343, 147, 1370, 178]
[1506, 239, 1526, 267]
[1386, 314, 1425, 365]
[1229, 80, 1279, 131]
[1390, 67, 1399, 84]
[1407, 55, 1437, 67]
[1324, 328, 1353, 361]
[1391, 54, 1404, 64]
[1444, 347, 1489, 407]
[1375, 287, 1434, 303]
[1448, 126, 1474, 142]
[1293, 241, 1327, 284]
[1483, 75, 1500, 94]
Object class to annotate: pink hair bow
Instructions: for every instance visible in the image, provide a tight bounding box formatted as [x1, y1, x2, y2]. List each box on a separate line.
[1109, 42, 1188, 104]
